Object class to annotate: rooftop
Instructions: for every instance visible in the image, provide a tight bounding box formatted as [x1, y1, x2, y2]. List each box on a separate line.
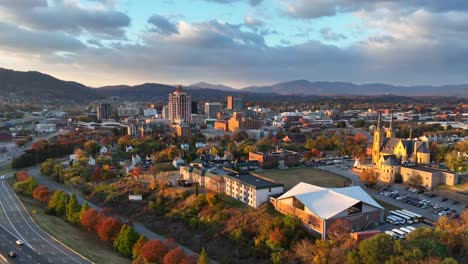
[224, 172, 284, 190]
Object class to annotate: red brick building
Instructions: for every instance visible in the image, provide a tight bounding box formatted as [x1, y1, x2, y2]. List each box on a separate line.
[248, 149, 299, 169]
[273, 182, 384, 239]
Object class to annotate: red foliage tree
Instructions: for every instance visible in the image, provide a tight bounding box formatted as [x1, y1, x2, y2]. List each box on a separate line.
[92, 167, 102, 181]
[32, 185, 52, 204]
[16, 171, 29, 182]
[163, 247, 184, 264]
[80, 208, 103, 232]
[96, 216, 122, 241]
[268, 227, 284, 247]
[180, 254, 198, 264]
[140, 239, 168, 263]
[164, 238, 177, 251]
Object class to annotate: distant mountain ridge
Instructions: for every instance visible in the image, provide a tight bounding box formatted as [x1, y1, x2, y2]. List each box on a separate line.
[0, 68, 101, 101]
[0, 68, 466, 103]
[188, 82, 236, 91]
[242, 80, 468, 97]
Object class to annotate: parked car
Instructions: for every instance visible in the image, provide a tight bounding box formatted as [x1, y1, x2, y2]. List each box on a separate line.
[8, 251, 16, 258]
[439, 197, 448, 202]
[15, 240, 24, 245]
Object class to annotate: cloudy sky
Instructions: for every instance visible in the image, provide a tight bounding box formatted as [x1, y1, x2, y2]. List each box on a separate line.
[0, 0, 467, 88]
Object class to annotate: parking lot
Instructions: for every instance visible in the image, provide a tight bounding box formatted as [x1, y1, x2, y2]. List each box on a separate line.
[373, 184, 466, 222]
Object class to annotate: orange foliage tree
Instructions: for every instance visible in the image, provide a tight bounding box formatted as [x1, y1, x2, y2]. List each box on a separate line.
[163, 247, 184, 264]
[32, 185, 52, 204]
[16, 171, 29, 182]
[140, 239, 168, 263]
[97, 216, 123, 241]
[80, 208, 103, 232]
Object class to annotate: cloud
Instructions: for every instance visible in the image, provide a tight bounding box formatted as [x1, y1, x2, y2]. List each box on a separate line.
[244, 15, 264, 27]
[0, 0, 130, 38]
[203, 0, 263, 6]
[0, 22, 85, 53]
[282, 0, 468, 19]
[320, 27, 347, 41]
[148, 14, 179, 35]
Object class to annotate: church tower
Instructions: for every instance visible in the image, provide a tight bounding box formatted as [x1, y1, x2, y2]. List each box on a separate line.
[386, 109, 395, 138]
[372, 113, 383, 164]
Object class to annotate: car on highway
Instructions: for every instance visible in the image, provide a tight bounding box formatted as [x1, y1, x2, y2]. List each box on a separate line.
[16, 239, 24, 245]
[8, 251, 16, 258]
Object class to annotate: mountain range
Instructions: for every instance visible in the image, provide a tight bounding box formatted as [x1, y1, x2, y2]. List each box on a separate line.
[0, 68, 467, 103]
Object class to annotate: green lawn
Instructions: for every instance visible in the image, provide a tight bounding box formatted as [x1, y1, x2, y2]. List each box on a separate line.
[255, 167, 351, 190]
[437, 183, 468, 195]
[19, 197, 131, 264]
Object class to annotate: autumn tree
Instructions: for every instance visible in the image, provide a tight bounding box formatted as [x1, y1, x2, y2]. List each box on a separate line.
[83, 140, 100, 156]
[79, 202, 90, 219]
[140, 239, 168, 263]
[164, 247, 185, 264]
[358, 234, 395, 264]
[267, 227, 284, 250]
[48, 190, 68, 216]
[32, 185, 51, 203]
[359, 169, 379, 187]
[15, 171, 29, 182]
[132, 235, 148, 259]
[197, 248, 210, 264]
[66, 194, 81, 224]
[97, 216, 122, 241]
[80, 208, 102, 232]
[408, 174, 423, 188]
[114, 224, 140, 256]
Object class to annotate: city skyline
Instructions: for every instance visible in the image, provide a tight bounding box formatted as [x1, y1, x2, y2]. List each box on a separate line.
[0, 1, 468, 87]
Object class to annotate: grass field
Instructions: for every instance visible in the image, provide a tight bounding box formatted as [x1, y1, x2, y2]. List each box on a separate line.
[437, 183, 468, 195]
[20, 197, 131, 264]
[255, 167, 351, 190]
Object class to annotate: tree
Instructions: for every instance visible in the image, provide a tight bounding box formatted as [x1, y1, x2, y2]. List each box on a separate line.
[66, 194, 81, 224]
[48, 190, 68, 216]
[266, 227, 284, 250]
[164, 247, 185, 264]
[83, 140, 100, 156]
[32, 185, 51, 203]
[140, 239, 168, 263]
[114, 224, 140, 256]
[445, 150, 467, 173]
[15, 171, 29, 182]
[79, 202, 90, 219]
[197, 248, 210, 264]
[80, 208, 102, 232]
[97, 216, 122, 241]
[132, 235, 148, 259]
[360, 169, 378, 187]
[358, 234, 395, 264]
[408, 174, 423, 188]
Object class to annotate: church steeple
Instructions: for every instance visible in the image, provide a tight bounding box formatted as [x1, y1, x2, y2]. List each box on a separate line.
[386, 109, 394, 138]
[372, 112, 383, 164]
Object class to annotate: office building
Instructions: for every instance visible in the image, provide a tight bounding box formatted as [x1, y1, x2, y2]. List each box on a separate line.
[97, 103, 112, 120]
[204, 102, 222, 119]
[168, 86, 192, 124]
[227, 96, 244, 111]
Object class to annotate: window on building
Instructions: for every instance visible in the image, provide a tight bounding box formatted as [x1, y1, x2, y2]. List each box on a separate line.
[347, 202, 363, 215]
[293, 197, 305, 210]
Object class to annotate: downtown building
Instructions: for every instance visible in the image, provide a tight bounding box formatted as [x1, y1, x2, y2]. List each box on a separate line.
[168, 86, 192, 124]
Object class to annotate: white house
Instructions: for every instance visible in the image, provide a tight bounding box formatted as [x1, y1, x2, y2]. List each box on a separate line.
[125, 145, 134, 153]
[173, 157, 185, 169]
[100, 146, 108, 155]
[224, 173, 284, 208]
[88, 157, 96, 166]
[195, 142, 206, 149]
[180, 143, 190, 151]
[36, 123, 57, 133]
[132, 154, 142, 164]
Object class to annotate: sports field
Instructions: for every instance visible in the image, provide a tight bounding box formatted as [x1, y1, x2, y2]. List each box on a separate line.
[255, 167, 351, 190]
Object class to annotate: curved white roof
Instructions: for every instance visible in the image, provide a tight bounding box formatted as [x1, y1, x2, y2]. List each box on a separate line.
[278, 182, 383, 220]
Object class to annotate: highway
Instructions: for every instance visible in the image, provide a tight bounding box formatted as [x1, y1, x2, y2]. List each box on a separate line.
[0, 224, 49, 264]
[0, 179, 92, 264]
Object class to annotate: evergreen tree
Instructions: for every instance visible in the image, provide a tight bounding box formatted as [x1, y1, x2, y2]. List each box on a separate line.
[198, 248, 210, 264]
[114, 224, 140, 257]
[132, 235, 148, 259]
[66, 194, 81, 224]
[80, 201, 90, 219]
[48, 190, 68, 217]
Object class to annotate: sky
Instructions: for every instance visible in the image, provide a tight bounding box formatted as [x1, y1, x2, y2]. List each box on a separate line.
[0, 0, 467, 88]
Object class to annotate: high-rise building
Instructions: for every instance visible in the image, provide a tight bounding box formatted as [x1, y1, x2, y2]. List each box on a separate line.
[227, 96, 244, 111]
[97, 103, 112, 120]
[204, 102, 222, 119]
[191, 101, 198, 114]
[168, 86, 192, 124]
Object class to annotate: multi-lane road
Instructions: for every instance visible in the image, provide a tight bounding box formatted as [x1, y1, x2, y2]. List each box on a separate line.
[0, 224, 49, 264]
[0, 178, 92, 264]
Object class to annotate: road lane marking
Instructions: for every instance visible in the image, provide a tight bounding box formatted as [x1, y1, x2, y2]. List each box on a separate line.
[0, 189, 29, 247]
[2, 180, 92, 264]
